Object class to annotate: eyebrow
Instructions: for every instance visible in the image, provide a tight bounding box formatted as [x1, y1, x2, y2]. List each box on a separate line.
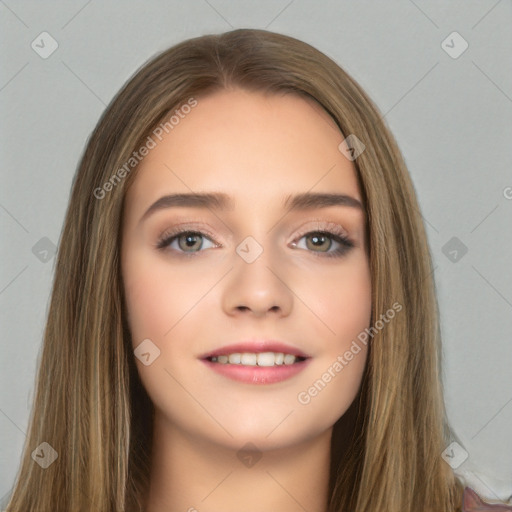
[139, 191, 363, 223]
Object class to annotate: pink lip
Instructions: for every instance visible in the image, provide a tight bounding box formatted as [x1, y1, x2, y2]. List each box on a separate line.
[198, 340, 312, 385]
[201, 358, 311, 385]
[199, 340, 310, 359]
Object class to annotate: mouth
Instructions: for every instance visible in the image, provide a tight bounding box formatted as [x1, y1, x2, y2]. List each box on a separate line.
[200, 341, 312, 384]
[206, 352, 308, 366]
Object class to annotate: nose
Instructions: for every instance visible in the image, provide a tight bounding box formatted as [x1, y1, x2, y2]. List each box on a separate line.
[221, 243, 294, 318]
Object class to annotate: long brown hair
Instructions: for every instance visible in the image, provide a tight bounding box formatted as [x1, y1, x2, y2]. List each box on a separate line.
[6, 28, 464, 511]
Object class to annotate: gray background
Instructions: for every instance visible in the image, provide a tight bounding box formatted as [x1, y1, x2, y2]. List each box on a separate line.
[1, 0, 511, 506]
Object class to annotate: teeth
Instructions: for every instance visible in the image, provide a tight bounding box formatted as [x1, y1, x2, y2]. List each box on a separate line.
[283, 354, 296, 365]
[210, 352, 300, 366]
[241, 353, 257, 365]
[257, 352, 277, 367]
[228, 353, 241, 364]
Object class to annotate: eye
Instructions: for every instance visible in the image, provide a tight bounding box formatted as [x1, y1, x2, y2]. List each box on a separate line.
[155, 224, 355, 259]
[156, 229, 218, 255]
[291, 228, 354, 258]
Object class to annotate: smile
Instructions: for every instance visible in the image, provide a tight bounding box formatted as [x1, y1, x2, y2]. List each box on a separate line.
[207, 351, 307, 366]
[202, 352, 311, 385]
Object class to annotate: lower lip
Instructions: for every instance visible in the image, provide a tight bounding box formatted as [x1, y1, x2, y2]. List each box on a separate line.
[201, 358, 311, 384]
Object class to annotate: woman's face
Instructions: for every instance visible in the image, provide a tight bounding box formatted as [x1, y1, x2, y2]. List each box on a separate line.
[121, 88, 371, 451]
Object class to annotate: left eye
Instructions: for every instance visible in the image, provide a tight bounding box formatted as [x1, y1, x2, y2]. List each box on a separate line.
[292, 231, 354, 257]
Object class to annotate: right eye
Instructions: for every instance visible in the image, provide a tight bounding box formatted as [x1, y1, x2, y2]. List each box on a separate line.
[156, 230, 219, 255]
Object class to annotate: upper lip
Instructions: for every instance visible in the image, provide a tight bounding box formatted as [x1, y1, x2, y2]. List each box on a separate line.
[199, 340, 311, 359]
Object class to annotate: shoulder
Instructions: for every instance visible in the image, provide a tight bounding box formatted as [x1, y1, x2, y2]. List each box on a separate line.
[463, 487, 512, 511]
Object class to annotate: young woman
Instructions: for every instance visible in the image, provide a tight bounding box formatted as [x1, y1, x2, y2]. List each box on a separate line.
[5, 28, 507, 512]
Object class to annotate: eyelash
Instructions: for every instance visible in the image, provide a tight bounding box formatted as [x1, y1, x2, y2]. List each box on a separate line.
[155, 223, 354, 259]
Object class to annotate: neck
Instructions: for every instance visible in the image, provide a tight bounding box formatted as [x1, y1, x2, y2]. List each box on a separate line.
[145, 412, 332, 512]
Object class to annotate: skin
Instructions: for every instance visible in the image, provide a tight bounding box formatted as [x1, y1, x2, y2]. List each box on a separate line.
[121, 88, 372, 512]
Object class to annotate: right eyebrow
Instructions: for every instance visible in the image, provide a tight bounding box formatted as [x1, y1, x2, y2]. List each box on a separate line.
[139, 192, 234, 224]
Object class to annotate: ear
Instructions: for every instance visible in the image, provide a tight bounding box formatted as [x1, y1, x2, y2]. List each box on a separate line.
[463, 487, 512, 511]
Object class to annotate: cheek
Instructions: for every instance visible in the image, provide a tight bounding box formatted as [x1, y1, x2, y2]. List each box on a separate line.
[301, 259, 372, 349]
[123, 252, 201, 342]
[292, 262, 371, 425]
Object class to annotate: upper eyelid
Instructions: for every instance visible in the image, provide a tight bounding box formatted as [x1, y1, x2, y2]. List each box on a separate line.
[157, 219, 352, 239]
[294, 220, 350, 238]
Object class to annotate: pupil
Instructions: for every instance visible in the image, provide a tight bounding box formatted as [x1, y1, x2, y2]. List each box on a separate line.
[309, 233, 329, 251]
[182, 234, 201, 251]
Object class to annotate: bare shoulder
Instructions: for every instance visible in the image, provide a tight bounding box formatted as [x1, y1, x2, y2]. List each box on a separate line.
[463, 487, 512, 511]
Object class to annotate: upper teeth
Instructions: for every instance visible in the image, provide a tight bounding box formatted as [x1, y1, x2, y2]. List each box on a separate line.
[211, 352, 298, 366]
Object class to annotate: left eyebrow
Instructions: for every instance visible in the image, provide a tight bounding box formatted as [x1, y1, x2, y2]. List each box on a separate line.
[283, 192, 363, 211]
[138, 191, 364, 224]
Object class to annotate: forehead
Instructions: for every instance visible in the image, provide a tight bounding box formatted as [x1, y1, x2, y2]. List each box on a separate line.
[125, 89, 362, 212]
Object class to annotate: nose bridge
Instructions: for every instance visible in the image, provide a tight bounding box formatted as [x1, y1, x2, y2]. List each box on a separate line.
[221, 231, 293, 316]
[235, 232, 282, 290]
